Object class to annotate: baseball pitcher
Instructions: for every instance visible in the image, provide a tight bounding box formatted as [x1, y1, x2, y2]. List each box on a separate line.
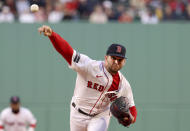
[38, 25, 137, 131]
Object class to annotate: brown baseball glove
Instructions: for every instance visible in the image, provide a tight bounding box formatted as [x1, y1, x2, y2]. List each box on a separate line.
[110, 96, 133, 127]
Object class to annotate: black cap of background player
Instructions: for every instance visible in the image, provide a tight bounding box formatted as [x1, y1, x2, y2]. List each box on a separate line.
[10, 96, 20, 104]
[106, 44, 126, 59]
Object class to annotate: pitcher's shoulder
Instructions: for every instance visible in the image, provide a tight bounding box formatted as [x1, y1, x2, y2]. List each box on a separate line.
[87, 60, 102, 69]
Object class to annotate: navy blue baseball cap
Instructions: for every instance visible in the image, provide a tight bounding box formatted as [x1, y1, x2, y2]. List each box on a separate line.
[10, 96, 20, 104]
[106, 44, 126, 59]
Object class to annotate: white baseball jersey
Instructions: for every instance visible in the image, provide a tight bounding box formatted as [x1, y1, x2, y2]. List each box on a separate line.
[70, 50, 135, 115]
[0, 107, 36, 131]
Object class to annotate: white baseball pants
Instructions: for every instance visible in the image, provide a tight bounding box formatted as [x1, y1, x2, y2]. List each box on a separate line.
[70, 105, 111, 131]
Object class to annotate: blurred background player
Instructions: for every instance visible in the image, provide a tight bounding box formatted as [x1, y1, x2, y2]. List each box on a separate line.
[0, 96, 37, 131]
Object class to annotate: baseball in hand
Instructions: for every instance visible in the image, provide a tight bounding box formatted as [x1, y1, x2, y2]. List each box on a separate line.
[30, 4, 39, 12]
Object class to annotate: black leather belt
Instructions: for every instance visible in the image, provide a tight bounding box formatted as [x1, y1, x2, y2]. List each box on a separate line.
[72, 102, 97, 117]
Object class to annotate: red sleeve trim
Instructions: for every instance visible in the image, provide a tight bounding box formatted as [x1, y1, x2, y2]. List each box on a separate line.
[30, 124, 36, 128]
[0, 125, 4, 129]
[48, 31, 74, 65]
[129, 106, 137, 123]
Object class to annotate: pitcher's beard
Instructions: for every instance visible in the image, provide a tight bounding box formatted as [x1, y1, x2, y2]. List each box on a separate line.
[12, 109, 20, 114]
[108, 66, 119, 75]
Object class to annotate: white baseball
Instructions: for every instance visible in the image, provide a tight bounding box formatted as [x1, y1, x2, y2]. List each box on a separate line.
[30, 4, 39, 12]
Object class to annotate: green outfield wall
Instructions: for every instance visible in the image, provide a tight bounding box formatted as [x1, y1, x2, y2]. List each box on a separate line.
[0, 23, 190, 131]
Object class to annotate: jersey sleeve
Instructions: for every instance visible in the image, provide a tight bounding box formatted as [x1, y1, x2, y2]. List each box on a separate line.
[119, 77, 137, 122]
[120, 77, 135, 107]
[48, 32, 94, 74]
[25, 109, 37, 128]
[69, 50, 93, 74]
[0, 111, 5, 129]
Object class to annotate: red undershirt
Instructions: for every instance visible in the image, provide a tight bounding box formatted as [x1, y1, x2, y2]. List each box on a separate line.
[49, 32, 73, 65]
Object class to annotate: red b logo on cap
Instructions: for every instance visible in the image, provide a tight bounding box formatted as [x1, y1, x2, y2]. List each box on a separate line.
[116, 46, 122, 53]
